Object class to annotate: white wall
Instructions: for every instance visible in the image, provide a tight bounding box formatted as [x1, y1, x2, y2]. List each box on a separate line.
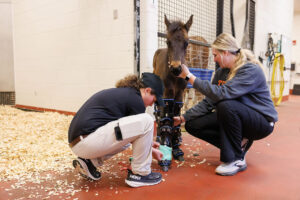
[12, 0, 134, 112]
[255, 0, 294, 97]
[232, 0, 246, 44]
[0, 1, 14, 91]
[140, 0, 158, 74]
[291, 12, 300, 88]
[11, 0, 295, 112]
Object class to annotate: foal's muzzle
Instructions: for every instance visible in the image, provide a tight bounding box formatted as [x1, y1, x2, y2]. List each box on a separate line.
[170, 65, 182, 76]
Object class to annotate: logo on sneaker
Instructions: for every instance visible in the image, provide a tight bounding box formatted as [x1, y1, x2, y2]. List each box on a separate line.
[129, 174, 141, 180]
[235, 163, 243, 167]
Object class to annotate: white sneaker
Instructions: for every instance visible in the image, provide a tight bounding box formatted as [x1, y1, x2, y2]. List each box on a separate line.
[215, 159, 247, 176]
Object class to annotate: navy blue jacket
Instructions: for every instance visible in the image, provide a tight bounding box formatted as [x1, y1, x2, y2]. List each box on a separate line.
[68, 87, 145, 143]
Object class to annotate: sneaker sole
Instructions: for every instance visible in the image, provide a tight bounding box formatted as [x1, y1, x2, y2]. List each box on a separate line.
[216, 165, 247, 176]
[73, 159, 101, 181]
[125, 179, 162, 187]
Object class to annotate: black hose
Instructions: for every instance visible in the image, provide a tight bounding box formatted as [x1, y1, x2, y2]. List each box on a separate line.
[230, 0, 235, 37]
[244, 0, 249, 33]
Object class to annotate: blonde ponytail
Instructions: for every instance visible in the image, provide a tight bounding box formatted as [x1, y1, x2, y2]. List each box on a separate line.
[227, 49, 265, 80]
[212, 33, 265, 81]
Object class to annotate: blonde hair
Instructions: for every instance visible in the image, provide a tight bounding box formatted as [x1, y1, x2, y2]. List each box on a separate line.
[212, 33, 264, 81]
[115, 74, 144, 90]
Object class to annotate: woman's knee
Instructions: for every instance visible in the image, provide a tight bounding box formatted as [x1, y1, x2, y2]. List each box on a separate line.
[216, 100, 238, 119]
[216, 100, 232, 112]
[185, 121, 193, 133]
[185, 121, 199, 137]
[139, 113, 154, 131]
[140, 113, 153, 121]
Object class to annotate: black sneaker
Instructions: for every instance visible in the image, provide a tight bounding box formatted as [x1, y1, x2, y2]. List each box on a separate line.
[125, 169, 162, 187]
[72, 157, 101, 181]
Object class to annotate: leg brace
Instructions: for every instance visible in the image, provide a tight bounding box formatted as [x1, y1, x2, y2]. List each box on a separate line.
[154, 100, 184, 168]
[172, 102, 184, 159]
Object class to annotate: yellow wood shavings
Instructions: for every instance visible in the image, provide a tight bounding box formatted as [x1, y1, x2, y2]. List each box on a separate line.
[198, 158, 206, 164]
[176, 161, 185, 168]
[0, 105, 77, 197]
[0, 105, 74, 181]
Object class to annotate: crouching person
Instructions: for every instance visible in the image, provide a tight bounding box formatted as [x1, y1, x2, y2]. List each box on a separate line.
[68, 73, 165, 187]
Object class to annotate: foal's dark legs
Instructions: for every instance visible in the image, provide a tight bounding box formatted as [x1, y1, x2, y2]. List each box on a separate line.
[172, 101, 184, 161]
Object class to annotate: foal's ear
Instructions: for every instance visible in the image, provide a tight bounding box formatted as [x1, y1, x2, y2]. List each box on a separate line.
[164, 14, 171, 28]
[185, 15, 193, 32]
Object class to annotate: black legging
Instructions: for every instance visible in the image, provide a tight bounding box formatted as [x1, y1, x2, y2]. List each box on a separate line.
[185, 100, 274, 163]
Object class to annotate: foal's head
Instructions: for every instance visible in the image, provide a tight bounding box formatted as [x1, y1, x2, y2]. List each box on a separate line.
[165, 14, 193, 76]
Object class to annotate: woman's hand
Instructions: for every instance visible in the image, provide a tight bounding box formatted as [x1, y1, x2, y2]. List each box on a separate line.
[152, 141, 160, 148]
[152, 141, 163, 161]
[179, 64, 196, 85]
[152, 148, 163, 161]
[173, 115, 185, 126]
[178, 64, 190, 79]
[173, 116, 181, 126]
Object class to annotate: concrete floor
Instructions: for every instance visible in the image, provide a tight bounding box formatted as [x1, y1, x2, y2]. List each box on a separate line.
[1, 95, 300, 200]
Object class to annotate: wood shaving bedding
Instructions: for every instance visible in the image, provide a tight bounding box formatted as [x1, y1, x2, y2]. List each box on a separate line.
[0, 105, 79, 198]
[0, 105, 74, 181]
[0, 105, 135, 199]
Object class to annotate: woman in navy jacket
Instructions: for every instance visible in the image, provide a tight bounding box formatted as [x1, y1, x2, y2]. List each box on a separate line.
[175, 33, 277, 176]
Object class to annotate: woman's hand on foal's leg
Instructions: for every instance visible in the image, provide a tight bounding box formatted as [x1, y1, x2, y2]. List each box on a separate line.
[173, 116, 181, 126]
[173, 115, 185, 126]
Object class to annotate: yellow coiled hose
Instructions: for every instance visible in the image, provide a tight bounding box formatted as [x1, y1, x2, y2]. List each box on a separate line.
[271, 53, 285, 106]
